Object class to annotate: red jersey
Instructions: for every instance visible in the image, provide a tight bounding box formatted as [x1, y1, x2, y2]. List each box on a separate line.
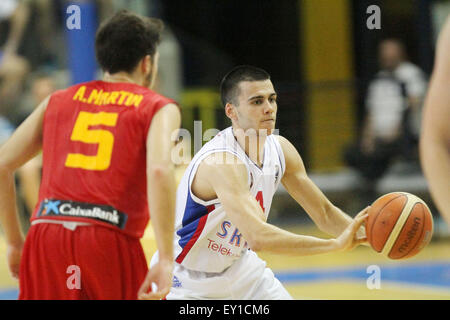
[31, 80, 176, 238]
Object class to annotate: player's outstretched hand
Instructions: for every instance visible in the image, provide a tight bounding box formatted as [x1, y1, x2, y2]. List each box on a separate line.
[7, 241, 23, 280]
[335, 207, 369, 252]
[138, 258, 173, 300]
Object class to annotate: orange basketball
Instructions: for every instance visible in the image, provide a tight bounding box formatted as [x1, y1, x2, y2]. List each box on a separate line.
[365, 192, 434, 259]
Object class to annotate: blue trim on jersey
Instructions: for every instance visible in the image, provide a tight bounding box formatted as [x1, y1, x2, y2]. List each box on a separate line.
[177, 188, 210, 249]
[176, 145, 241, 251]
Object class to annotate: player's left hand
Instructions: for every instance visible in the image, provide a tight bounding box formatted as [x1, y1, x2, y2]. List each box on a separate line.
[352, 209, 370, 250]
[7, 241, 23, 280]
[137, 258, 173, 300]
[335, 207, 369, 252]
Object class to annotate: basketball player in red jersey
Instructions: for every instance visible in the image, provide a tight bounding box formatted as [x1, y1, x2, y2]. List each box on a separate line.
[0, 10, 180, 299]
[420, 16, 450, 226]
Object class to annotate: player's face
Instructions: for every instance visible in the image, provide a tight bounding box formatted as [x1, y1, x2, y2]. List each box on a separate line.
[230, 80, 277, 136]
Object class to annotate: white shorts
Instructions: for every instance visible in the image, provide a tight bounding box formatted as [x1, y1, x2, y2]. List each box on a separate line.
[151, 250, 292, 300]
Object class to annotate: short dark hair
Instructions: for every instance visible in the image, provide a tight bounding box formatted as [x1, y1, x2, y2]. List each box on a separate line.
[220, 65, 270, 107]
[95, 10, 164, 74]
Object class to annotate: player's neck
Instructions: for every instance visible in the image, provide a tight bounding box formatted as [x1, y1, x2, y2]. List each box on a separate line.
[232, 127, 266, 167]
[103, 72, 142, 86]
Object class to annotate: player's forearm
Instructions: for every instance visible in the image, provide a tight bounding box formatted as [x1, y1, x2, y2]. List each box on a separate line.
[318, 205, 368, 246]
[0, 169, 24, 246]
[17, 158, 41, 213]
[226, 196, 341, 256]
[319, 204, 354, 237]
[250, 222, 340, 256]
[147, 163, 176, 261]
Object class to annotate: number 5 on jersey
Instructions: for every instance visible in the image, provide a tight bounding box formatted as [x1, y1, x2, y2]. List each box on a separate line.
[65, 111, 118, 171]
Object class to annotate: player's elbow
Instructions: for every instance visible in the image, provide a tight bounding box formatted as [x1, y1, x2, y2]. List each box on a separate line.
[0, 158, 14, 175]
[246, 229, 279, 253]
[242, 224, 269, 253]
[247, 237, 264, 252]
[147, 163, 175, 190]
[147, 162, 174, 179]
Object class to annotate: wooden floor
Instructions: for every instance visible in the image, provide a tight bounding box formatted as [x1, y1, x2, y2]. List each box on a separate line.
[1, 223, 449, 300]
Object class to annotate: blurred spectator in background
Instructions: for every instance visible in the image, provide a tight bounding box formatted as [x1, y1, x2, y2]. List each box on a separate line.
[0, 116, 14, 145]
[345, 38, 428, 189]
[0, 0, 30, 132]
[0, 0, 30, 108]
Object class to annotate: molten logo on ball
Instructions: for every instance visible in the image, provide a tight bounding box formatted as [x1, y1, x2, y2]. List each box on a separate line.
[398, 217, 421, 253]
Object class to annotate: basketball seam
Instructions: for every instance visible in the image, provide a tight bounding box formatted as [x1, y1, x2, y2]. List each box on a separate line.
[381, 194, 421, 256]
[370, 194, 404, 252]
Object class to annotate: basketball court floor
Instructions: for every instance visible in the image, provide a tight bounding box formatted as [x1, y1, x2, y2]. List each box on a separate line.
[1, 223, 449, 300]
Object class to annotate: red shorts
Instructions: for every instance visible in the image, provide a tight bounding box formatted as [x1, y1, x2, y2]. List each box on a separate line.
[19, 222, 148, 300]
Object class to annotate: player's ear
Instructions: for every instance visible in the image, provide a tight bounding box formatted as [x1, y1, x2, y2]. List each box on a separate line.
[141, 55, 152, 75]
[225, 102, 237, 121]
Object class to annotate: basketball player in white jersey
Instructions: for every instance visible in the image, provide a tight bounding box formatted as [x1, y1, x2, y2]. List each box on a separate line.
[146, 65, 369, 300]
[420, 16, 450, 226]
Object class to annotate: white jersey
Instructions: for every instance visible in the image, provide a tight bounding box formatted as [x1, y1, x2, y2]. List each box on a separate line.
[174, 127, 285, 273]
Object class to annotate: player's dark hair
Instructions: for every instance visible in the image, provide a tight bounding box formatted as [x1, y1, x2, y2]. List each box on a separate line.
[95, 10, 163, 74]
[220, 65, 270, 107]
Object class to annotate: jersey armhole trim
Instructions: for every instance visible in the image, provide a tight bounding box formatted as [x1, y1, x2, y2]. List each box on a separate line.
[272, 134, 286, 176]
[187, 148, 251, 207]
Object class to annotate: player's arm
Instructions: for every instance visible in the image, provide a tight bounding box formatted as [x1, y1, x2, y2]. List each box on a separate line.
[138, 103, 180, 299]
[420, 17, 450, 225]
[17, 155, 42, 214]
[0, 96, 49, 278]
[277, 135, 366, 240]
[146, 103, 180, 262]
[199, 153, 368, 255]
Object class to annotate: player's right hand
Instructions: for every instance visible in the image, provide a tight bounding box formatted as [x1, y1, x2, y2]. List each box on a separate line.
[334, 207, 369, 252]
[7, 241, 24, 279]
[138, 258, 173, 300]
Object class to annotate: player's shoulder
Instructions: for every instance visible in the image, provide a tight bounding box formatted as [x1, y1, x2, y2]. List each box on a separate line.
[196, 151, 248, 186]
[50, 82, 86, 99]
[195, 129, 247, 170]
[202, 151, 245, 166]
[49, 81, 103, 103]
[272, 134, 305, 170]
[195, 127, 233, 151]
[43, 85, 81, 111]
[139, 87, 176, 107]
[272, 134, 292, 151]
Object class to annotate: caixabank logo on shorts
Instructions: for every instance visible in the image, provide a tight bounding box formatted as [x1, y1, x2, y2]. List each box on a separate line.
[37, 199, 128, 229]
